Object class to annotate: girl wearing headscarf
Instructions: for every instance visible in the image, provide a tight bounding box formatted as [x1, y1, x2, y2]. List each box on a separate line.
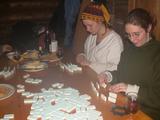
[76, 2, 123, 74]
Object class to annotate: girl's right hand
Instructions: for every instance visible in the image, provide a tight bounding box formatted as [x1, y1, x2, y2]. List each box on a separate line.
[76, 54, 90, 66]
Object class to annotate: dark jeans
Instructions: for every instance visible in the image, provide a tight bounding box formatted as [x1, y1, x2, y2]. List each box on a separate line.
[64, 0, 81, 47]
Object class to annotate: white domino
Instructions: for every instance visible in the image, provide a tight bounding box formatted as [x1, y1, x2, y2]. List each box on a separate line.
[23, 74, 30, 79]
[109, 92, 117, 99]
[17, 84, 25, 89]
[24, 99, 36, 104]
[108, 96, 116, 103]
[3, 114, 14, 119]
[17, 88, 25, 93]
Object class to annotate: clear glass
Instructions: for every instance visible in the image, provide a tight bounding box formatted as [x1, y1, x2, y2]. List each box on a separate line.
[126, 93, 138, 120]
[13, 50, 21, 61]
[127, 96, 138, 113]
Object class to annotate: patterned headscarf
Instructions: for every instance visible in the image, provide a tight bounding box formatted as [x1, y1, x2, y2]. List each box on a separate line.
[81, 3, 110, 23]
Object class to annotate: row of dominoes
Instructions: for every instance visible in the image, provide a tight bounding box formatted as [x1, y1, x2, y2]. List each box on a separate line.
[52, 83, 64, 89]
[23, 73, 42, 85]
[25, 77, 42, 84]
[91, 81, 117, 103]
[60, 63, 82, 73]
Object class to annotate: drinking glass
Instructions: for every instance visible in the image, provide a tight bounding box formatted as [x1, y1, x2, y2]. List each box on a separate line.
[13, 51, 21, 61]
[126, 93, 138, 120]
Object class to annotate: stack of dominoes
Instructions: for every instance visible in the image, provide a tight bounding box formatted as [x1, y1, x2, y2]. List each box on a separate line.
[91, 81, 117, 103]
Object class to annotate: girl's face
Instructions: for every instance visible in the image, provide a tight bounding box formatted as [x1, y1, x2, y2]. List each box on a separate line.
[82, 19, 101, 35]
[125, 24, 151, 47]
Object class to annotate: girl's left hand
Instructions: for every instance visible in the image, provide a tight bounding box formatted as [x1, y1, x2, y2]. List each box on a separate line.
[109, 83, 127, 93]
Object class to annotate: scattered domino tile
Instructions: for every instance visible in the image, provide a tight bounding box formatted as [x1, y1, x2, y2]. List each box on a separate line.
[17, 84, 25, 89]
[90, 82, 118, 103]
[25, 77, 42, 84]
[109, 92, 117, 99]
[17, 88, 25, 93]
[60, 63, 82, 73]
[0, 67, 15, 79]
[108, 96, 116, 103]
[52, 83, 64, 88]
[0, 114, 14, 120]
[23, 73, 30, 79]
[107, 92, 117, 103]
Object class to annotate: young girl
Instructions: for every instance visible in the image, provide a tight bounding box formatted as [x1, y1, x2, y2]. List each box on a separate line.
[98, 8, 160, 120]
[76, 2, 123, 74]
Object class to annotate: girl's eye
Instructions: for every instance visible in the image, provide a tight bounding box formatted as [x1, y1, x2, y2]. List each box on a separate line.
[125, 31, 142, 39]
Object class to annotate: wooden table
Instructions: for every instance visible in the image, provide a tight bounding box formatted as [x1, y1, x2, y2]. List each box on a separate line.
[0, 54, 152, 120]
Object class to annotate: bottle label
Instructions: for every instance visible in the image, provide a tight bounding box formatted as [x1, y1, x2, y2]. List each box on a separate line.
[50, 40, 57, 53]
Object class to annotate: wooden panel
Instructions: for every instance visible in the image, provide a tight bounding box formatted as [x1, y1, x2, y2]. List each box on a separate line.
[114, 0, 128, 19]
[0, 0, 59, 39]
[73, 0, 90, 55]
[0, 1, 58, 22]
[111, 0, 128, 39]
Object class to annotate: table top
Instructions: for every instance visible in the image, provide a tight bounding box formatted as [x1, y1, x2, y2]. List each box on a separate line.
[0, 53, 152, 120]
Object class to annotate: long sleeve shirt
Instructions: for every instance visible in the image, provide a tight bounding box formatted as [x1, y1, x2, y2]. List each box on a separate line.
[110, 39, 160, 120]
[84, 30, 123, 74]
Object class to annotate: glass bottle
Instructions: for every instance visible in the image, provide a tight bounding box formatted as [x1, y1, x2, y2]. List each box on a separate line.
[45, 27, 51, 53]
[127, 95, 138, 114]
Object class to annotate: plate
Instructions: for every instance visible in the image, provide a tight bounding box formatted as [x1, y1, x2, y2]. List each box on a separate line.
[21, 61, 48, 72]
[0, 84, 15, 100]
[23, 68, 46, 72]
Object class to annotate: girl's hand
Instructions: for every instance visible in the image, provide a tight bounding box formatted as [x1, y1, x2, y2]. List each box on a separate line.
[76, 54, 90, 66]
[109, 83, 127, 93]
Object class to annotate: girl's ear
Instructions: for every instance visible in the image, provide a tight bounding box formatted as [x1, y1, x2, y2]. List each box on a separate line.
[147, 24, 152, 33]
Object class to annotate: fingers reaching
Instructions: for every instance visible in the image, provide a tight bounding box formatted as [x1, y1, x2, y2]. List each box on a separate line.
[109, 83, 127, 93]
